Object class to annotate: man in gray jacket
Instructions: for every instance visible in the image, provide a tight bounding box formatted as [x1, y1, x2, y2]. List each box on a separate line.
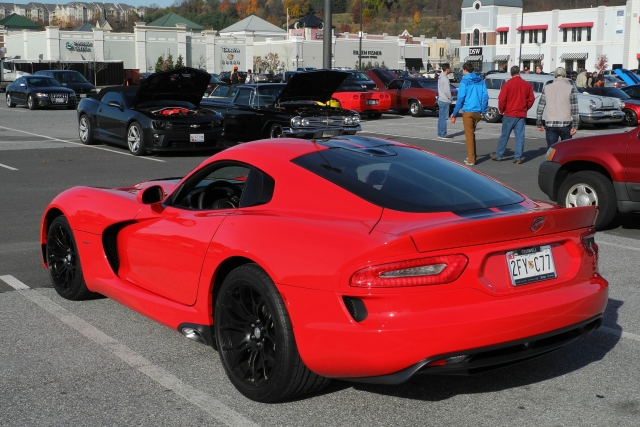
[536, 67, 579, 147]
[437, 63, 453, 139]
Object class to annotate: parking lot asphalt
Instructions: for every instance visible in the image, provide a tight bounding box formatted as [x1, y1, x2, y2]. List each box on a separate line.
[0, 106, 639, 426]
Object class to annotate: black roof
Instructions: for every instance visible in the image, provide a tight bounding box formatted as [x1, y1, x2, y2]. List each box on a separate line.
[288, 13, 336, 29]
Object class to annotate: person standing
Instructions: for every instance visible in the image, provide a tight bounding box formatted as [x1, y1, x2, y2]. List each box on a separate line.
[437, 63, 453, 140]
[451, 62, 488, 166]
[535, 65, 546, 75]
[246, 69, 255, 84]
[587, 71, 595, 88]
[230, 65, 239, 84]
[536, 67, 579, 147]
[575, 69, 588, 88]
[490, 66, 535, 164]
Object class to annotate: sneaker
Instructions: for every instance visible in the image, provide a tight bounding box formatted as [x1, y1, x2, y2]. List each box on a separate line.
[439, 135, 453, 140]
[513, 158, 523, 164]
[464, 158, 475, 166]
[490, 153, 502, 161]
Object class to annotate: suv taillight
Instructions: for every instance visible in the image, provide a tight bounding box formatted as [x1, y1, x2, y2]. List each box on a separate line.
[350, 254, 468, 288]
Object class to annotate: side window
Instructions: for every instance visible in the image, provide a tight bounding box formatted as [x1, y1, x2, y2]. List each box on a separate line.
[101, 92, 121, 105]
[387, 80, 402, 90]
[235, 88, 253, 106]
[402, 80, 411, 89]
[485, 79, 505, 90]
[15, 77, 25, 86]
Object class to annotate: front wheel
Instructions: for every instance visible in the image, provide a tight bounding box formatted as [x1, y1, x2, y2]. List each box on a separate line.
[484, 107, 502, 123]
[6, 93, 16, 108]
[215, 264, 330, 402]
[409, 101, 424, 117]
[268, 123, 283, 138]
[623, 109, 638, 127]
[127, 122, 146, 156]
[46, 216, 97, 300]
[27, 94, 37, 110]
[557, 171, 617, 230]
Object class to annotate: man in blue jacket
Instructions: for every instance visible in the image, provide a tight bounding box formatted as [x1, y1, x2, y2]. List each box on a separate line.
[451, 62, 488, 166]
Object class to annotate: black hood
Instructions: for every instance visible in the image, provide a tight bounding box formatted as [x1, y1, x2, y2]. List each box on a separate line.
[132, 67, 210, 108]
[277, 70, 349, 103]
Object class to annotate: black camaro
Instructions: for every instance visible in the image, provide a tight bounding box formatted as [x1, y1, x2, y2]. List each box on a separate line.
[76, 67, 225, 156]
[6, 75, 76, 110]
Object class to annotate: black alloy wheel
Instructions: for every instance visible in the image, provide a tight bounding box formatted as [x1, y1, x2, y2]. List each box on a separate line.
[269, 123, 284, 138]
[6, 93, 16, 108]
[623, 109, 638, 127]
[46, 216, 96, 300]
[215, 264, 329, 402]
[78, 115, 95, 145]
[27, 94, 38, 110]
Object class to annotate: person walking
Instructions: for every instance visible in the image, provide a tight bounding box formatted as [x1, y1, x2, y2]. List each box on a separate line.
[575, 69, 588, 88]
[490, 66, 535, 164]
[451, 62, 488, 166]
[437, 63, 454, 140]
[230, 65, 239, 84]
[246, 69, 255, 84]
[536, 67, 579, 147]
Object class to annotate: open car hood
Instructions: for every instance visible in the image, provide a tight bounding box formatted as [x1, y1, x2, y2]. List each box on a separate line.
[132, 67, 210, 108]
[277, 70, 349, 103]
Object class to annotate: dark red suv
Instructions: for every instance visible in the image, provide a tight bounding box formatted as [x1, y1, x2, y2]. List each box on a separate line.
[538, 130, 640, 229]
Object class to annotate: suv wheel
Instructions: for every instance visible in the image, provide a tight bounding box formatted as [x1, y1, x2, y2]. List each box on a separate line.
[484, 107, 502, 123]
[557, 171, 617, 230]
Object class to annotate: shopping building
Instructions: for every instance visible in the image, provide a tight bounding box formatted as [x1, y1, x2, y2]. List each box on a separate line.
[460, 0, 640, 73]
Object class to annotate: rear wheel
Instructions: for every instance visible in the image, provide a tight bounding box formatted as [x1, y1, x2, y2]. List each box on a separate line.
[215, 264, 330, 402]
[409, 101, 424, 117]
[46, 216, 96, 300]
[6, 93, 15, 108]
[127, 122, 146, 156]
[268, 123, 284, 138]
[27, 94, 37, 110]
[78, 115, 95, 145]
[557, 171, 617, 230]
[484, 107, 502, 123]
[623, 109, 638, 127]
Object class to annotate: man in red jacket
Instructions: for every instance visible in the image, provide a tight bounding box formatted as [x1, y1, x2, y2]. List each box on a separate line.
[490, 65, 535, 164]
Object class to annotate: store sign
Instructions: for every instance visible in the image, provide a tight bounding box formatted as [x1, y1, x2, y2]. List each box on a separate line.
[219, 46, 242, 66]
[353, 50, 382, 58]
[315, 32, 323, 40]
[66, 41, 93, 52]
[469, 47, 483, 56]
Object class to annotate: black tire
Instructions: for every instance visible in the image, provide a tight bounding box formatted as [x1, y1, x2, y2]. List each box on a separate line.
[6, 93, 16, 108]
[214, 264, 330, 402]
[46, 216, 97, 300]
[78, 114, 95, 145]
[409, 100, 424, 117]
[484, 107, 502, 123]
[268, 123, 284, 138]
[366, 112, 382, 119]
[127, 122, 146, 156]
[27, 94, 38, 110]
[557, 171, 618, 230]
[623, 109, 638, 127]
[593, 123, 610, 129]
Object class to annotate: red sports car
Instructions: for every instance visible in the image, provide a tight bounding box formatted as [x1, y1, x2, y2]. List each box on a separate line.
[41, 136, 608, 402]
[331, 83, 391, 119]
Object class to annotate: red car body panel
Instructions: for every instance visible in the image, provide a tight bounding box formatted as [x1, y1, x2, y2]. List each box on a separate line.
[331, 91, 391, 114]
[41, 138, 608, 380]
[365, 71, 437, 111]
[623, 103, 640, 124]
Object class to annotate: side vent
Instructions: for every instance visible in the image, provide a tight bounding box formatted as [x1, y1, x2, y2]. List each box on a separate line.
[102, 221, 135, 275]
[343, 297, 368, 322]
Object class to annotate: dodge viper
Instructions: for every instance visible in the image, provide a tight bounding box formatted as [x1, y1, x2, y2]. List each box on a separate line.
[41, 136, 608, 402]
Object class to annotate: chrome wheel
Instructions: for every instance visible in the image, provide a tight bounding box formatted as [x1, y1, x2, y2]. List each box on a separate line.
[269, 124, 283, 138]
[27, 95, 36, 110]
[127, 124, 142, 154]
[79, 116, 89, 142]
[6, 94, 14, 108]
[484, 107, 501, 123]
[410, 102, 419, 114]
[564, 183, 598, 207]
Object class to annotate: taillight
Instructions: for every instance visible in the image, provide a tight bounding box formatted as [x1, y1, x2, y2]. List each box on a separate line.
[581, 228, 598, 258]
[350, 254, 468, 288]
[353, 95, 358, 100]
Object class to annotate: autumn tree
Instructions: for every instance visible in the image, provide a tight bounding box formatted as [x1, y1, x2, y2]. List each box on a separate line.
[352, 1, 361, 24]
[284, 0, 310, 18]
[595, 54, 609, 72]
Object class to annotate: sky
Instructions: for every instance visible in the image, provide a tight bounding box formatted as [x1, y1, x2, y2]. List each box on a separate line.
[10, 1, 178, 9]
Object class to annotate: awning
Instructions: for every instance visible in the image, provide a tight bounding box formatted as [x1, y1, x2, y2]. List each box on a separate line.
[516, 25, 548, 31]
[463, 55, 483, 61]
[558, 22, 594, 28]
[518, 54, 544, 61]
[560, 52, 588, 60]
[495, 27, 509, 32]
[493, 55, 510, 61]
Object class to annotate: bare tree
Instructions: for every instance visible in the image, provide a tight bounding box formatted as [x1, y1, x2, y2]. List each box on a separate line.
[54, 54, 73, 70]
[264, 53, 280, 74]
[85, 49, 110, 86]
[281, 44, 293, 71]
[195, 54, 212, 70]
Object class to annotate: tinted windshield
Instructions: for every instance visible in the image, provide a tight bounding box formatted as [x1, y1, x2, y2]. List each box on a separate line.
[346, 72, 371, 82]
[256, 85, 284, 98]
[211, 85, 232, 96]
[292, 145, 524, 212]
[57, 72, 89, 83]
[336, 83, 366, 92]
[26, 77, 61, 87]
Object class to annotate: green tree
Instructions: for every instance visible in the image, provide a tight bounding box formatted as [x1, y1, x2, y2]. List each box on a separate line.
[176, 54, 185, 68]
[166, 54, 175, 70]
[155, 55, 165, 73]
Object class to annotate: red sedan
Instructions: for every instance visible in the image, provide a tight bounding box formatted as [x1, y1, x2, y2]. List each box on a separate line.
[41, 136, 607, 402]
[331, 83, 391, 119]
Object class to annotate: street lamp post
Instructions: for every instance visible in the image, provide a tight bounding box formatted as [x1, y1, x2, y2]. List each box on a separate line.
[296, 55, 299, 69]
[358, 0, 362, 70]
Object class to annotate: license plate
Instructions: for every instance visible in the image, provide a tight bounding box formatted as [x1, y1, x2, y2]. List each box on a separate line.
[322, 130, 335, 137]
[506, 245, 556, 286]
[366, 99, 378, 105]
[54, 98, 65, 104]
[80, 94, 87, 98]
[190, 134, 205, 142]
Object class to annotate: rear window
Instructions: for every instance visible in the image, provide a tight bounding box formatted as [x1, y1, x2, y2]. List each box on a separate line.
[292, 145, 524, 212]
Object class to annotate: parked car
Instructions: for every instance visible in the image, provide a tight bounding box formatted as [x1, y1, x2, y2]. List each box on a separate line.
[139, 72, 153, 85]
[343, 70, 377, 90]
[254, 73, 271, 83]
[201, 70, 361, 141]
[538, 127, 640, 229]
[581, 86, 640, 126]
[483, 73, 625, 128]
[296, 67, 317, 71]
[415, 78, 458, 113]
[272, 73, 284, 83]
[204, 83, 236, 99]
[366, 68, 438, 117]
[331, 82, 391, 119]
[206, 74, 225, 94]
[33, 69, 96, 98]
[5, 75, 76, 110]
[76, 67, 225, 155]
[41, 135, 607, 403]
[602, 76, 627, 88]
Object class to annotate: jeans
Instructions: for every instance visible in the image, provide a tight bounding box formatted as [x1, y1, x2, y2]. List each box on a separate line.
[545, 125, 573, 147]
[462, 112, 482, 163]
[437, 100, 450, 137]
[495, 116, 526, 160]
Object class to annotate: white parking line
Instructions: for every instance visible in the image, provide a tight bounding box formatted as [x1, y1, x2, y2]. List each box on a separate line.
[0, 126, 165, 163]
[0, 275, 258, 427]
[0, 162, 18, 170]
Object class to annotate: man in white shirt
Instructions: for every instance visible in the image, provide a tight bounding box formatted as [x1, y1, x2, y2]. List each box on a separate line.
[437, 63, 453, 139]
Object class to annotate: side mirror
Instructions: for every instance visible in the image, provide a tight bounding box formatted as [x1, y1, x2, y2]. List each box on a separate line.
[107, 101, 123, 110]
[137, 185, 164, 205]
